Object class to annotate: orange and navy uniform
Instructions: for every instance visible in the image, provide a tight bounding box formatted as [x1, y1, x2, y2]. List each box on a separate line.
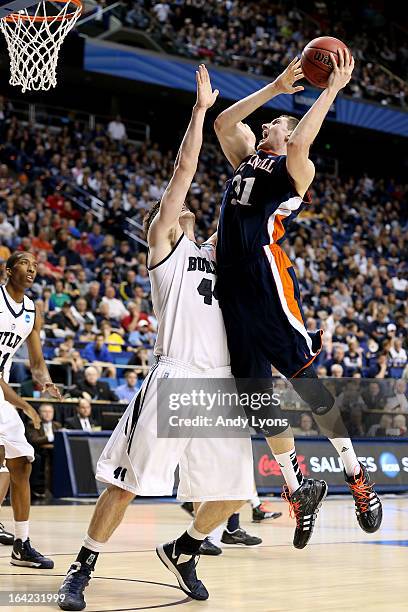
[216, 149, 322, 380]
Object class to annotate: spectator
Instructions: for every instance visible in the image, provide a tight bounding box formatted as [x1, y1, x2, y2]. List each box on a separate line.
[292, 413, 319, 437]
[392, 414, 407, 437]
[128, 319, 156, 348]
[65, 398, 99, 431]
[88, 224, 105, 253]
[85, 281, 102, 312]
[71, 366, 119, 401]
[362, 382, 386, 411]
[343, 338, 363, 376]
[26, 404, 62, 496]
[385, 380, 408, 413]
[78, 320, 97, 343]
[388, 338, 407, 377]
[367, 414, 393, 437]
[100, 321, 125, 353]
[121, 301, 148, 332]
[152, 0, 170, 24]
[325, 346, 346, 376]
[116, 370, 141, 402]
[107, 115, 127, 141]
[71, 297, 97, 330]
[101, 286, 128, 321]
[331, 364, 344, 378]
[83, 333, 111, 363]
[49, 279, 70, 310]
[0, 212, 16, 244]
[50, 302, 80, 337]
[76, 232, 95, 261]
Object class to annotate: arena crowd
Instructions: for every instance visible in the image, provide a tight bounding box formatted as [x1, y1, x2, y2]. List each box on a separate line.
[0, 103, 406, 452]
[118, 0, 408, 108]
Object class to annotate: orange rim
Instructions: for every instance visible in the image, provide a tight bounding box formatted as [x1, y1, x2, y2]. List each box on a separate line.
[4, 0, 82, 23]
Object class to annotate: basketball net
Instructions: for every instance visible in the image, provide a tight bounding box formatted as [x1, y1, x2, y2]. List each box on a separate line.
[0, 0, 82, 92]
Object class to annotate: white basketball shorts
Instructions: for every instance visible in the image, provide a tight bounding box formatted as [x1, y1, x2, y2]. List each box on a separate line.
[96, 356, 254, 501]
[0, 400, 35, 463]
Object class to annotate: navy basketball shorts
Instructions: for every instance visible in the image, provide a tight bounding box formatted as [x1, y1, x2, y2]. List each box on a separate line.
[217, 244, 323, 382]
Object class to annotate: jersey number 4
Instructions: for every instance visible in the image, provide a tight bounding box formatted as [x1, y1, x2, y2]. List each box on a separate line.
[197, 278, 218, 305]
[231, 175, 255, 206]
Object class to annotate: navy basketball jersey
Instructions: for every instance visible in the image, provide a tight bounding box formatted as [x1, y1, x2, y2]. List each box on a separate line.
[217, 150, 310, 265]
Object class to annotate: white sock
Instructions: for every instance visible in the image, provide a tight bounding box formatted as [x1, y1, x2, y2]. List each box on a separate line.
[14, 520, 29, 542]
[83, 534, 106, 553]
[329, 438, 360, 477]
[187, 522, 207, 541]
[250, 494, 261, 508]
[274, 447, 304, 494]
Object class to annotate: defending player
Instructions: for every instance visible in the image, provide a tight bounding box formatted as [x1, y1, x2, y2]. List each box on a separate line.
[58, 65, 255, 611]
[214, 51, 382, 547]
[0, 252, 61, 567]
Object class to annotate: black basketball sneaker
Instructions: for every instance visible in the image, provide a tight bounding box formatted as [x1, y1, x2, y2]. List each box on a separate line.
[282, 478, 328, 549]
[0, 522, 14, 545]
[199, 537, 222, 556]
[156, 540, 208, 600]
[252, 503, 282, 523]
[345, 463, 382, 533]
[11, 538, 54, 569]
[221, 528, 262, 546]
[58, 562, 92, 611]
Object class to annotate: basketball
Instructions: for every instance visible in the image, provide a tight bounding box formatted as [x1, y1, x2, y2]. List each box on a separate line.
[301, 36, 350, 88]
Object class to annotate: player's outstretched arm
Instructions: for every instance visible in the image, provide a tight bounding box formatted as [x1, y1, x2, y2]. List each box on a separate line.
[149, 65, 218, 243]
[214, 57, 304, 169]
[26, 304, 61, 399]
[287, 49, 354, 197]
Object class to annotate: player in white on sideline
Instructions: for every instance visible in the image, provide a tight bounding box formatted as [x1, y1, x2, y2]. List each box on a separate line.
[0, 252, 61, 568]
[58, 65, 254, 611]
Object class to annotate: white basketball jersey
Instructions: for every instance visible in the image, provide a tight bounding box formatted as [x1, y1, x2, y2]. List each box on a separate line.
[149, 234, 230, 370]
[0, 285, 36, 382]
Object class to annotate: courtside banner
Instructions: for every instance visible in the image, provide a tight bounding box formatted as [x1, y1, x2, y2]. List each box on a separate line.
[54, 432, 408, 496]
[253, 438, 408, 491]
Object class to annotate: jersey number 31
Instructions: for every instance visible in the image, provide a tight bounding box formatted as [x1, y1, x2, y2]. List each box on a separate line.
[231, 175, 255, 206]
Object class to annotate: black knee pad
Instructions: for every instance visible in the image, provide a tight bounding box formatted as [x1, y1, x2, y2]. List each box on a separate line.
[290, 365, 335, 415]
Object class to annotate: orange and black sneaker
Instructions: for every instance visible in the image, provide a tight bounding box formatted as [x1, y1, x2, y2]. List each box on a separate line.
[282, 478, 328, 549]
[345, 463, 382, 533]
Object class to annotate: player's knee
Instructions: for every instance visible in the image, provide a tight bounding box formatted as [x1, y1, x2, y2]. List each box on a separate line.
[291, 365, 335, 415]
[7, 457, 31, 481]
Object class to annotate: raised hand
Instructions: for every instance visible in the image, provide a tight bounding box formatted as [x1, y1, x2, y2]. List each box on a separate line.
[195, 64, 219, 110]
[42, 382, 62, 400]
[274, 57, 305, 94]
[327, 48, 354, 92]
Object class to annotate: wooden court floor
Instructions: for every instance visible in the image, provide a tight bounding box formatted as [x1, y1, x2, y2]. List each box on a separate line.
[0, 496, 407, 612]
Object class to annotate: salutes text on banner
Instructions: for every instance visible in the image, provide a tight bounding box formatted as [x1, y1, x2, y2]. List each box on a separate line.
[253, 438, 408, 491]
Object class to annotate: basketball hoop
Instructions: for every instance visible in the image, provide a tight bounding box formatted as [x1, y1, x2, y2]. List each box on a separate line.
[0, 0, 82, 92]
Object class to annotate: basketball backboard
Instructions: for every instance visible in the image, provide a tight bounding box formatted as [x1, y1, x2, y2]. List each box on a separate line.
[0, 0, 40, 18]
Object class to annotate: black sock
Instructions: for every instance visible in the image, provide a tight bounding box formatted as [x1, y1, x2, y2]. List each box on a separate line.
[226, 513, 240, 533]
[76, 546, 99, 571]
[175, 531, 203, 555]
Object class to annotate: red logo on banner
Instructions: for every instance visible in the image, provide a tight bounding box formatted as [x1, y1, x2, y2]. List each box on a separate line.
[258, 454, 309, 477]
